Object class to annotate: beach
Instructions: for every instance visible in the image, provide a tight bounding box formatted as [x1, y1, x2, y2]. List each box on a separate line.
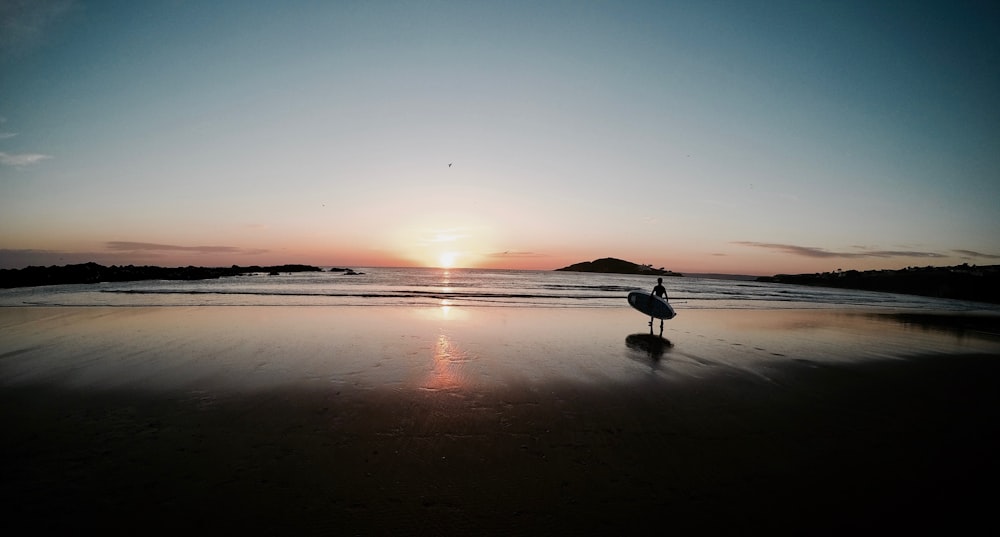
[2, 305, 999, 535]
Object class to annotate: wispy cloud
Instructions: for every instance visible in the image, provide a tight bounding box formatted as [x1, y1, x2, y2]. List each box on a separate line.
[416, 228, 470, 244]
[734, 242, 946, 259]
[0, 151, 51, 166]
[0, 0, 76, 58]
[954, 249, 1000, 260]
[426, 233, 468, 243]
[0, 248, 139, 269]
[0, 244, 271, 269]
[0, 116, 14, 139]
[0, 117, 42, 165]
[487, 251, 547, 258]
[106, 242, 269, 255]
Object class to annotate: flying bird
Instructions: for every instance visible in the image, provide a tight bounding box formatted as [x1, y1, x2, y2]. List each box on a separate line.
[448, 162, 453, 167]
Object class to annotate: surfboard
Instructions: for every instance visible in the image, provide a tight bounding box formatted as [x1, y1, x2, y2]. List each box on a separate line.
[627, 290, 676, 320]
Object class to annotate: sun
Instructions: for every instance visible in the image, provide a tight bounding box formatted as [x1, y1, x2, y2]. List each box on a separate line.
[438, 252, 459, 268]
[387, 220, 494, 268]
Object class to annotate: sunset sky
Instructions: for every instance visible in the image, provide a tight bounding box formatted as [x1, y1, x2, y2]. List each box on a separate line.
[2, 1, 998, 275]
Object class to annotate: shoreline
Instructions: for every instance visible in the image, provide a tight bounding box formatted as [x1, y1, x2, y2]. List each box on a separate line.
[3, 306, 999, 534]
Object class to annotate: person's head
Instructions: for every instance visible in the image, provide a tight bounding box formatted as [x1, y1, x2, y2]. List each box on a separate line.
[657, 278, 663, 284]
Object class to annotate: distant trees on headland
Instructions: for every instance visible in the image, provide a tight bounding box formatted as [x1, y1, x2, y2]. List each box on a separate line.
[757, 264, 1000, 305]
[0, 262, 330, 289]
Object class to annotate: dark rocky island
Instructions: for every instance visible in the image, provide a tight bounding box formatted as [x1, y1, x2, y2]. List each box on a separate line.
[556, 257, 682, 277]
[757, 264, 1000, 305]
[0, 262, 325, 289]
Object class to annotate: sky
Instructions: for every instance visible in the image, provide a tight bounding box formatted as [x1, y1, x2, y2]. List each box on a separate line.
[1, 0, 998, 275]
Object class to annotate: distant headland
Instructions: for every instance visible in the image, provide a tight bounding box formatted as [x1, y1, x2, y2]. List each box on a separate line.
[0, 262, 342, 289]
[555, 258, 683, 277]
[757, 264, 1000, 305]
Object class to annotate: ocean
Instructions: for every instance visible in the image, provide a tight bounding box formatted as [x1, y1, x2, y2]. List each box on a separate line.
[2, 267, 996, 312]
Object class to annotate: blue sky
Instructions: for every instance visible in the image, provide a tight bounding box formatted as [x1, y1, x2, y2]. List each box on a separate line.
[1, 0, 998, 274]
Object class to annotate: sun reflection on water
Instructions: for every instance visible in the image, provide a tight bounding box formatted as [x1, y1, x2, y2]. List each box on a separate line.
[423, 334, 470, 391]
[440, 269, 455, 295]
[411, 300, 470, 322]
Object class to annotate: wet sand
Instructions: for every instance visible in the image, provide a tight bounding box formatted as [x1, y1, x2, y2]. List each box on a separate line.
[2, 306, 999, 535]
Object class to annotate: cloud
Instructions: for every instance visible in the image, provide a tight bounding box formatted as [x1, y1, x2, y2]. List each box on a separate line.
[0, 244, 271, 269]
[0, 119, 14, 138]
[426, 233, 468, 243]
[734, 242, 947, 259]
[487, 251, 547, 258]
[106, 242, 269, 255]
[0, 119, 46, 165]
[0, 151, 51, 166]
[954, 250, 1000, 260]
[0, 0, 76, 58]
[0, 248, 136, 269]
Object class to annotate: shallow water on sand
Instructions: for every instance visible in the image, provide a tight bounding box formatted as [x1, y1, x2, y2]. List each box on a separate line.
[2, 306, 998, 394]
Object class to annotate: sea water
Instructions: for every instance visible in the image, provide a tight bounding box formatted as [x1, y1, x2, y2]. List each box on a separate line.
[1, 267, 997, 312]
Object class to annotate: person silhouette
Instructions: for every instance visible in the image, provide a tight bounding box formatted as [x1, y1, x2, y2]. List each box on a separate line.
[652, 277, 668, 300]
[650, 277, 669, 333]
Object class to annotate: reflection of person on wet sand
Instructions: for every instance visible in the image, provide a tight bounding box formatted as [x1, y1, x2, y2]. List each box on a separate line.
[626, 333, 673, 361]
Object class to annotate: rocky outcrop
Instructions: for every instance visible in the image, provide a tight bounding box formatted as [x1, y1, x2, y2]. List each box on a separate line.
[556, 257, 682, 276]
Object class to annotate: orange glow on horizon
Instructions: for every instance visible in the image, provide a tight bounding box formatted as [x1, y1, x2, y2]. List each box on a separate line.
[24, 232, 916, 275]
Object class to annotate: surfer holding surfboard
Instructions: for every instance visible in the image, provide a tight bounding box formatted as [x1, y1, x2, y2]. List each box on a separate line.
[627, 277, 676, 335]
[649, 277, 672, 331]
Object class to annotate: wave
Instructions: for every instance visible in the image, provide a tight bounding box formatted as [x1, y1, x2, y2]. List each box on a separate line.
[101, 288, 613, 299]
[4, 267, 997, 312]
